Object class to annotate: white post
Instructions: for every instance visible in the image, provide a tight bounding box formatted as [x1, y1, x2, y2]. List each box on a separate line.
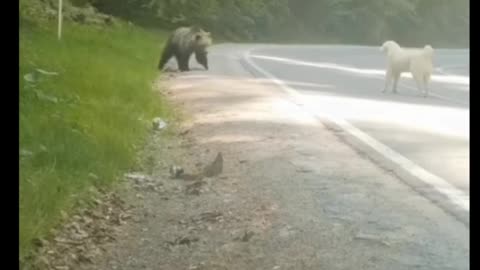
[57, 0, 63, 40]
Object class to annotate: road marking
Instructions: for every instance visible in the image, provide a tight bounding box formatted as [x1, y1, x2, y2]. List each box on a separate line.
[243, 48, 469, 212]
[249, 54, 469, 106]
[249, 54, 470, 86]
[436, 66, 468, 75]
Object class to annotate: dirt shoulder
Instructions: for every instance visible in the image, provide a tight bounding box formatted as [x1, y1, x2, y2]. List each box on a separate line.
[36, 69, 468, 270]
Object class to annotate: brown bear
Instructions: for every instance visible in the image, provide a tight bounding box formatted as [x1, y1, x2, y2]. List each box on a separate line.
[158, 26, 212, 72]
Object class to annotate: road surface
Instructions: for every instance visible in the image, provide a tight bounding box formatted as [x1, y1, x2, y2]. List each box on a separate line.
[247, 45, 469, 188]
[102, 44, 468, 270]
[198, 44, 470, 221]
[240, 45, 470, 221]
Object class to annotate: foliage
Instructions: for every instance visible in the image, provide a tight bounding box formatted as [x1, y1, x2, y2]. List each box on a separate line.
[88, 0, 468, 47]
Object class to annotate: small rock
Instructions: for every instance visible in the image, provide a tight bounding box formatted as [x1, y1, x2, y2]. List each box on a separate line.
[178, 237, 198, 245]
[354, 232, 390, 246]
[185, 181, 206, 195]
[167, 236, 199, 246]
[241, 231, 254, 242]
[169, 165, 184, 179]
[125, 172, 151, 184]
[234, 231, 254, 242]
[152, 117, 167, 130]
[195, 212, 223, 223]
[203, 152, 223, 177]
[78, 253, 94, 263]
[179, 129, 190, 136]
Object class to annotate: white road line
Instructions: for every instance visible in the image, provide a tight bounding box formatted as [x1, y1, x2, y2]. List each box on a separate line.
[243, 48, 470, 212]
[249, 54, 470, 86]
[249, 54, 469, 106]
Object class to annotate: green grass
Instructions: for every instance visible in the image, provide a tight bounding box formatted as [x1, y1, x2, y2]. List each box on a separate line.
[20, 18, 170, 260]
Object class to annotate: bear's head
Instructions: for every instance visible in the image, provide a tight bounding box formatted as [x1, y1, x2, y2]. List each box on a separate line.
[194, 29, 212, 49]
[190, 27, 212, 70]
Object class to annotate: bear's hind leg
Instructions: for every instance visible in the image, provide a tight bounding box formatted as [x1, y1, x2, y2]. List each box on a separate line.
[158, 43, 173, 70]
[177, 54, 191, 72]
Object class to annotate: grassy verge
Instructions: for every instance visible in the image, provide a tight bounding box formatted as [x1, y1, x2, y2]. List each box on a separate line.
[20, 18, 170, 260]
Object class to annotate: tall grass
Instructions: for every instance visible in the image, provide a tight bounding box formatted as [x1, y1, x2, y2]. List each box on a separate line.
[19, 18, 170, 260]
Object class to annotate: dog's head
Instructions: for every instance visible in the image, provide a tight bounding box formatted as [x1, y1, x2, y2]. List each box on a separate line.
[423, 45, 434, 57]
[380, 40, 401, 54]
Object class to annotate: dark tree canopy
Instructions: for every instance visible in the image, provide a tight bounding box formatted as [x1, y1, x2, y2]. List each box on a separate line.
[59, 0, 473, 47]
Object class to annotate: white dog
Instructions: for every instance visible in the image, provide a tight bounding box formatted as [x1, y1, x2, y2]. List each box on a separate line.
[380, 40, 434, 97]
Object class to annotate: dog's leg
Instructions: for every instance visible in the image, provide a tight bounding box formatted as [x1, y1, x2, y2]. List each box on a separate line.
[423, 74, 430, 98]
[382, 69, 392, 93]
[412, 71, 425, 97]
[414, 77, 424, 97]
[392, 73, 400, 94]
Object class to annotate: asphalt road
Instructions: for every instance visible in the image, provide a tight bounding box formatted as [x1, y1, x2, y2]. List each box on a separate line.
[174, 43, 469, 221]
[243, 45, 469, 194]
[150, 44, 470, 269]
